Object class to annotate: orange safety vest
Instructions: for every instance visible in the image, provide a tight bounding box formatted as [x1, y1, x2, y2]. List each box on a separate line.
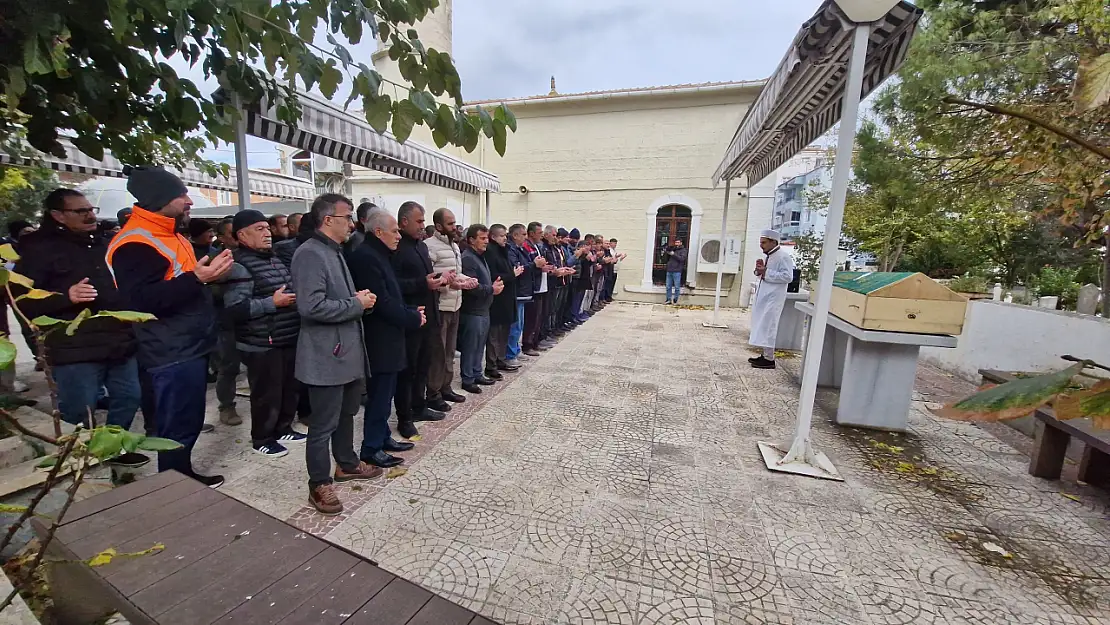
[105, 205, 197, 282]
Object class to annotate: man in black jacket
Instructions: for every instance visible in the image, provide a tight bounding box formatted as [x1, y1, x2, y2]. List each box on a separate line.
[391, 202, 449, 438]
[16, 190, 145, 464]
[484, 224, 521, 379]
[346, 208, 426, 468]
[459, 224, 504, 394]
[223, 210, 306, 458]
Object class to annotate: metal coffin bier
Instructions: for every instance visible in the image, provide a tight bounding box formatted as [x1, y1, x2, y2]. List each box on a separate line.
[810, 272, 968, 335]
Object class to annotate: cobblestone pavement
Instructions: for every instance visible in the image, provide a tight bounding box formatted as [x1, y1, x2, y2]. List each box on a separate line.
[64, 303, 1110, 624]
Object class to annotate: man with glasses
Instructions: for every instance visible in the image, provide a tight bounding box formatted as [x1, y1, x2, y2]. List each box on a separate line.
[290, 194, 380, 514]
[16, 190, 147, 465]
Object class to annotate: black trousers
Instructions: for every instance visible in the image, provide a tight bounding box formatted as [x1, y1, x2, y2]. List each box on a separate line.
[395, 326, 431, 421]
[242, 347, 298, 446]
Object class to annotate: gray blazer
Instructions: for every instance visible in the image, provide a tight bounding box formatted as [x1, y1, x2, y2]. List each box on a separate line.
[290, 235, 369, 386]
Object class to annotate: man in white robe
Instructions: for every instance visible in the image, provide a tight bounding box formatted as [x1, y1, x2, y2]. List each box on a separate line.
[749, 229, 795, 369]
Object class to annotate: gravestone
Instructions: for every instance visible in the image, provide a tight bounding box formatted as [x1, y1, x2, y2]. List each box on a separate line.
[1077, 283, 1100, 315]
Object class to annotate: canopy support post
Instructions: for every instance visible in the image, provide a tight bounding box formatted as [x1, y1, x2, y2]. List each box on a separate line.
[232, 95, 251, 212]
[759, 22, 873, 481]
[703, 179, 731, 329]
[484, 190, 491, 225]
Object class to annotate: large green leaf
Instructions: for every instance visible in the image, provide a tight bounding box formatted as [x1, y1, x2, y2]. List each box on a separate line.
[1073, 52, 1110, 113]
[492, 119, 507, 157]
[93, 310, 156, 323]
[120, 430, 145, 453]
[391, 99, 423, 143]
[931, 364, 1084, 422]
[0, 337, 16, 370]
[7, 272, 33, 288]
[0, 244, 21, 262]
[137, 437, 183, 452]
[365, 94, 392, 133]
[16, 288, 57, 301]
[1056, 380, 1110, 429]
[31, 316, 65, 328]
[66, 308, 93, 336]
[87, 428, 123, 459]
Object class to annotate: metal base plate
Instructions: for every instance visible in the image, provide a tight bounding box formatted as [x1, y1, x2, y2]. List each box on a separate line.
[701, 322, 729, 329]
[757, 441, 844, 481]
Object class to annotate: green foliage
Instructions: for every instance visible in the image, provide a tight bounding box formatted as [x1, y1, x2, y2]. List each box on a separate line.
[1032, 266, 1082, 309]
[84, 425, 182, 460]
[791, 230, 823, 285]
[0, 0, 518, 172]
[0, 335, 16, 370]
[0, 167, 54, 232]
[947, 274, 989, 294]
[933, 363, 1085, 422]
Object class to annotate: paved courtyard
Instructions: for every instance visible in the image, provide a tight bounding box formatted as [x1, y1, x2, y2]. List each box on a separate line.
[32, 303, 1110, 624]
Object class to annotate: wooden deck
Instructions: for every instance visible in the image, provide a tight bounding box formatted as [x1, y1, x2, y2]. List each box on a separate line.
[33, 470, 498, 625]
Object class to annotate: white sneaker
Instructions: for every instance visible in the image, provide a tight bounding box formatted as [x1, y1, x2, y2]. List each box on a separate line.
[12, 380, 29, 393]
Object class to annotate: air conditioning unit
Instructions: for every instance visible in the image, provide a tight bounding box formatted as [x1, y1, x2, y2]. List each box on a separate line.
[696, 236, 742, 274]
[313, 154, 344, 174]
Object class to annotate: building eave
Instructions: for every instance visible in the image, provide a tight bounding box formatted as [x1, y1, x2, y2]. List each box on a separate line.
[463, 79, 767, 110]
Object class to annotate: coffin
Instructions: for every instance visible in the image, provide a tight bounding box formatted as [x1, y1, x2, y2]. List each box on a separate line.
[810, 272, 967, 335]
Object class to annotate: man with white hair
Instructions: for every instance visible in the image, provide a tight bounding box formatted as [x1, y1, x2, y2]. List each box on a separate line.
[749, 229, 795, 370]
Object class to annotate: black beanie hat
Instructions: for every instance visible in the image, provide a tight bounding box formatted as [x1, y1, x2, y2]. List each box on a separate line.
[231, 209, 268, 238]
[569, 228, 581, 240]
[557, 227, 569, 238]
[188, 218, 213, 240]
[124, 166, 189, 211]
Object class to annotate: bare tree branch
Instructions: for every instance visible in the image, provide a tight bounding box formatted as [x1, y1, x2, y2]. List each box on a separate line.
[942, 96, 1110, 161]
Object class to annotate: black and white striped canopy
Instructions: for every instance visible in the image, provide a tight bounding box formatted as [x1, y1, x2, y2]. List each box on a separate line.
[713, 0, 922, 186]
[246, 91, 501, 194]
[0, 140, 316, 201]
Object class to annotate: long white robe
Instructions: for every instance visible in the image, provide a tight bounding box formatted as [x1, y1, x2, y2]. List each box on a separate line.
[749, 247, 796, 348]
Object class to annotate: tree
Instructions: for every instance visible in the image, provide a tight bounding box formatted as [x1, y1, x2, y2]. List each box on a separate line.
[875, 0, 1110, 312]
[811, 123, 946, 272]
[0, 0, 518, 175]
[0, 166, 56, 233]
[791, 230, 823, 286]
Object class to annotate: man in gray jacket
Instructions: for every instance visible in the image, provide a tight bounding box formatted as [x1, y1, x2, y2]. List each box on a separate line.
[290, 194, 381, 515]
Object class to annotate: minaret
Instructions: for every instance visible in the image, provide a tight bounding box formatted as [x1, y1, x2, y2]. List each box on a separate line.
[373, 0, 453, 103]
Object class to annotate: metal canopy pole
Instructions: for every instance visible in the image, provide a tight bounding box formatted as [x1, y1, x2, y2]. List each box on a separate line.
[703, 179, 731, 329]
[758, 22, 872, 481]
[232, 95, 251, 212]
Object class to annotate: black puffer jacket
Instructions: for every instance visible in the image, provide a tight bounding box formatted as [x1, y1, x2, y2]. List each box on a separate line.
[224, 247, 300, 349]
[14, 220, 136, 366]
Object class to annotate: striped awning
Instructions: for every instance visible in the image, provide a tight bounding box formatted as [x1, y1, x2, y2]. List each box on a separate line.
[713, 0, 922, 186]
[0, 140, 316, 201]
[245, 90, 500, 194]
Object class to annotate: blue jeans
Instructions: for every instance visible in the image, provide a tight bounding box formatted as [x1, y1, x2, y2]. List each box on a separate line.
[666, 272, 682, 301]
[54, 358, 141, 429]
[458, 314, 490, 384]
[148, 357, 208, 475]
[507, 301, 525, 360]
[361, 372, 397, 458]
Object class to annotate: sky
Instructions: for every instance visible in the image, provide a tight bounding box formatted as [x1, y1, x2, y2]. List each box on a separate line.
[201, 0, 825, 169]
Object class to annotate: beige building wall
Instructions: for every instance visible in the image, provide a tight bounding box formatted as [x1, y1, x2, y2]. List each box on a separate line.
[352, 84, 762, 305]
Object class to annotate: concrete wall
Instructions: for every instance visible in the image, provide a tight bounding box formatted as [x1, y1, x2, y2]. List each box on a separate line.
[921, 300, 1110, 382]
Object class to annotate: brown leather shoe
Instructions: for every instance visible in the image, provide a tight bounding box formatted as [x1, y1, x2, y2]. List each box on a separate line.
[310, 483, 343, 515]
[334, 461, 383, 482]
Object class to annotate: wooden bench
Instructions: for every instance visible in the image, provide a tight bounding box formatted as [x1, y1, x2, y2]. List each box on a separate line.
[31, 470, 499, 625]
[980, 369, 1110, 486]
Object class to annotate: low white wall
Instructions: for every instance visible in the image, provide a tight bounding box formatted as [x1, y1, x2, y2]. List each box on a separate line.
[921, 300, 1110, 382]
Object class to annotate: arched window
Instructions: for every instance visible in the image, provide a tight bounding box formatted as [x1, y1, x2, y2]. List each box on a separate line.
[652, 204, 692, 284]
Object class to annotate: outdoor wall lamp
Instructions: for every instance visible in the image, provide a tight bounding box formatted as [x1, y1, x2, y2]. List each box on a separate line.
[519, 185, 529, 194]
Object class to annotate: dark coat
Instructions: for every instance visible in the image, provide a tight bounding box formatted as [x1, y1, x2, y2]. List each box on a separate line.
[14, 221, 136, 366]
[391, 233, 439, 328]
[486, 241, 517, 326]
[508, 243, 534, 300]
[346, 235, 423, 373]
[460, 248, 494, 316]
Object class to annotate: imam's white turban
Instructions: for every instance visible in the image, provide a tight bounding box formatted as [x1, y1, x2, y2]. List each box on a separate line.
[760, 229, 782, 242]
